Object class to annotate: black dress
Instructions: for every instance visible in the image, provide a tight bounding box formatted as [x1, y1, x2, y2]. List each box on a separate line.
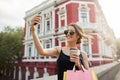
[57, 50, 75, 80]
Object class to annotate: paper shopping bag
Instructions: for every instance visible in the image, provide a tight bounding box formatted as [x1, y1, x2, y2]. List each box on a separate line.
[92, 70, 98, 80]
[63, 72, 67, 80]
[63, 70, 98, 80]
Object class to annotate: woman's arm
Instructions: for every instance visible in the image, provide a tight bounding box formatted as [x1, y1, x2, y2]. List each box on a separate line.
[81, 51, 89, 70]
[31, 16, 60, 56]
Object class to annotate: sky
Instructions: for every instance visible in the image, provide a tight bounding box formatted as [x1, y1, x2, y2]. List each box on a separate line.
[0, 0, 120, 38]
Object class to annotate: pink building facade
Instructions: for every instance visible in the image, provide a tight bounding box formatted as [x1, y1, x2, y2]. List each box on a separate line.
[14, 0, 116, 80]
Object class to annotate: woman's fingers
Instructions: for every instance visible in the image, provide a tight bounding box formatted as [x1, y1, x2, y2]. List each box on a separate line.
[70, 54, 79, 62]
[31, 16, 41, 26]
[30, 16, 41, 31]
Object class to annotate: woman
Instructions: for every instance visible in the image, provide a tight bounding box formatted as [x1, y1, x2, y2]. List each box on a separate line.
[31, 16, 89, 80]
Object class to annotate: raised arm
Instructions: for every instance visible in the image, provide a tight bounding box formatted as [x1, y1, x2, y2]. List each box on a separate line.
[31, 16, 60, 56]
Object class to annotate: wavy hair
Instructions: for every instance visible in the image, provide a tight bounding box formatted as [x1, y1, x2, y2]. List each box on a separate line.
[68, 23, 90, 44]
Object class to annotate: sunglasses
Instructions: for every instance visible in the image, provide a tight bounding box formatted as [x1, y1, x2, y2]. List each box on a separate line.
[64, 30, 75, 35]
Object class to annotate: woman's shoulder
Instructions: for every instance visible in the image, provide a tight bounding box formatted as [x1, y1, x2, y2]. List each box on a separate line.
[80, 50, 88, 57]
[54, 46, 62, 53]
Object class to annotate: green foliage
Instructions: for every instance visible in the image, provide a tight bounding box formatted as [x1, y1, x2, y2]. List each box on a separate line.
[0, 26, 24, 74]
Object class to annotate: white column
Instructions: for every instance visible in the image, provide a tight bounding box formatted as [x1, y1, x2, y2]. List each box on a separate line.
[24, 45, 27, 57]
[65, 10, 67, 26]
[100, 38, 103, 57]
[33, 67, 39, 79]
[58, 14, 61, 28]
[33, 42, 35, 57]
[31, 43, 34, 57]
[18, 67, 22, 80]
[25, 22, 27, 40]
[42, 13, 44, 35]
[43, 67, 49, 77]
[13, 66, 16, 80]
[52, 38, 55, 48]
[52, 9, 55, 33]
[25, 67, 30, 80]
[88, 42, 92, 58]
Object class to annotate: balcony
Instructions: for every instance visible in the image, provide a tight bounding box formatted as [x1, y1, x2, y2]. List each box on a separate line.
[44, 29, 55, 36]
[80, 23, 97, 33]
[22, 56, 57, 62]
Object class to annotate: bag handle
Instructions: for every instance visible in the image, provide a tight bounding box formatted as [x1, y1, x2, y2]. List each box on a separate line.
[79, 53, 85, 72]
[72, 53, 85, 72]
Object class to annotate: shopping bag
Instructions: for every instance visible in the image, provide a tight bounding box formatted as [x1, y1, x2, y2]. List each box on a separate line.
[63, 72, 67, 80]
[92, 70, 98, 80]
[63, 53, 98, 80]
[63, 70, 98, 80]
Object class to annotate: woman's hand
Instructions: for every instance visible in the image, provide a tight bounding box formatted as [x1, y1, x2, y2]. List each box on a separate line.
[70, 54, 80, 67]
[31, 16, 41, 32]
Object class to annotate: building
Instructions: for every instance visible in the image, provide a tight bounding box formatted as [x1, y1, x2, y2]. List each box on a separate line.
[14, 0, 116, 80]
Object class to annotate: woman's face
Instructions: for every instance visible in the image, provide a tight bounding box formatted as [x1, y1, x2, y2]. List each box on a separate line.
[64, 26, 79, 43]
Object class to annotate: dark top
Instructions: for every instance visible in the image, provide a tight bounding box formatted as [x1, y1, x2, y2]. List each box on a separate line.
[57, 50, 76, 80]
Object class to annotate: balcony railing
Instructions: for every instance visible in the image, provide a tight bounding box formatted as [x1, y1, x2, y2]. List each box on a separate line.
[44, 29, 55, 36]
[22, 56, 57, 62]
[81, 23, 97, 28]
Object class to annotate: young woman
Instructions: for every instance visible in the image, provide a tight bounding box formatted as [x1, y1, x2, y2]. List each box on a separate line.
[31, 16, 89, 80]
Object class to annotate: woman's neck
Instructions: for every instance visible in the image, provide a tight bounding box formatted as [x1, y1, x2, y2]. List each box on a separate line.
[66, 43, 77, 49]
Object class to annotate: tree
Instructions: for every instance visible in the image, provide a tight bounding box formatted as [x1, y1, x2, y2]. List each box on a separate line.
[0, 26, 24, 78]
[116, 38, 120, 59]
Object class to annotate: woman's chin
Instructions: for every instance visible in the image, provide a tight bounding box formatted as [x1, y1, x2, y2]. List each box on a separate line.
[67, 40, 73, 43]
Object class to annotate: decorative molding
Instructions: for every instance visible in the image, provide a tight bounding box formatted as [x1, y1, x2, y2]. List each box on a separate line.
[57, 7, 66, 15]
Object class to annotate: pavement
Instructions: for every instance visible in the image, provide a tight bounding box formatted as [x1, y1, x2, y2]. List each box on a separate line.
[114, 64, 120, 80]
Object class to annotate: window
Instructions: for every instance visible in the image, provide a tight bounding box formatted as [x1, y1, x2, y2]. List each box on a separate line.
[79, 4, 90, 23]
[60, 14, 65, 27]
[80, 13, 88, 23]
[37, 51, 39, 56]
[37, 24, 40, 34]
[82, 40, 89, 54]
[46, 44, 50, 48]
[28, 47, 32, 57]
[58, 7, 66, 28]
[30, 29, 32, 36]
[45, 40, 51, 49]
[46, 20, 50, 31]
[61, 14, 65, 20]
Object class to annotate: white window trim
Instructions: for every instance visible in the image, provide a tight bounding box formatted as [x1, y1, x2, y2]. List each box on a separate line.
[45, 19, 51, 32]
[81, 39, 92, 57]
[58, 6, 67, 28]
[45, 40, 52, 49]
[44, 40, 52, 59]
[28, 46, 32, 57]
[78, 4, 90, 23]
[36, 23, 41, 34]
[58, 36, 66, 47]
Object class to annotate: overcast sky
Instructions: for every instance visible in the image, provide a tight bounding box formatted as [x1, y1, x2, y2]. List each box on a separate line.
[0, 0, 120, 38]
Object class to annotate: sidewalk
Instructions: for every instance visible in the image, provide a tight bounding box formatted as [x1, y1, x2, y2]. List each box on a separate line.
[114, 65, 120, 80]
